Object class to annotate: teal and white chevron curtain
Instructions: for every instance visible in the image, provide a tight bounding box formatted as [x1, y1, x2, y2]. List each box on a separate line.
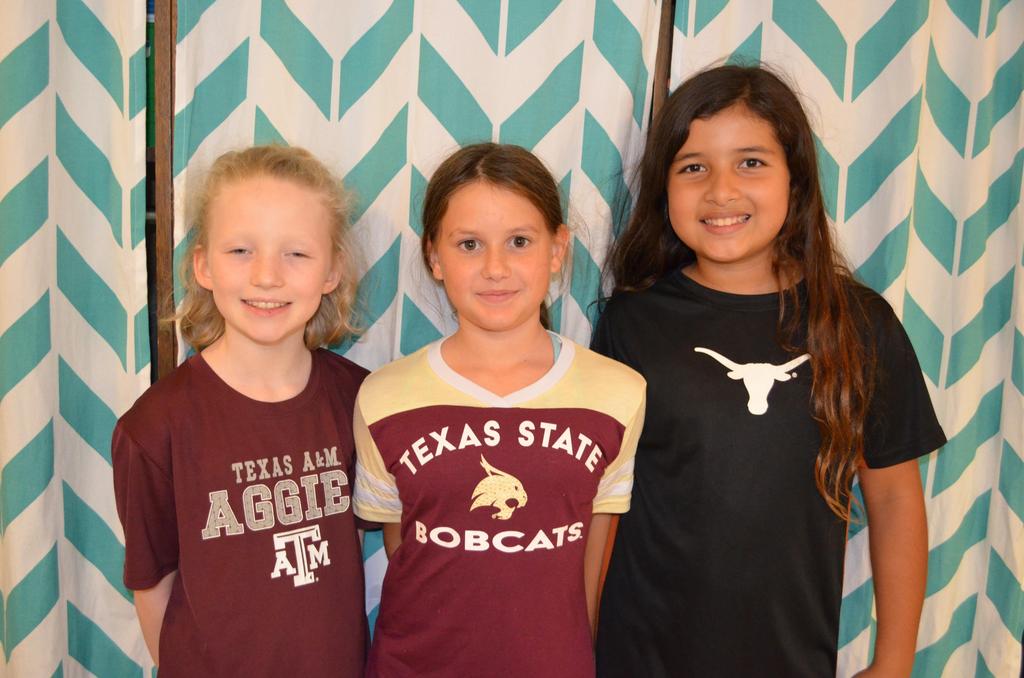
[0, 0, 151, 676]
[3, 0, 1022, 676]
[668, 1, 1023, 676]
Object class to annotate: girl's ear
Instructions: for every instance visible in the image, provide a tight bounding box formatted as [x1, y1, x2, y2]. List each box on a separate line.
[549, 224, 570, 273]
[428, 243, 444, 281]
[322, 257, 342, 294]
[194, 246, 213, 291]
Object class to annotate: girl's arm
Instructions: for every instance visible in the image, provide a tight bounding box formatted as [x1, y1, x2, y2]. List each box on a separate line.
[856, 459, 927, 677]
[583, 513, 614, 639]
[383, 522, 402, 558]
[134, 569, 177, 664]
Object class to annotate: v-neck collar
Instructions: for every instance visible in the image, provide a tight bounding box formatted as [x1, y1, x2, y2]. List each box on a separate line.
[426, 331, 575, 407]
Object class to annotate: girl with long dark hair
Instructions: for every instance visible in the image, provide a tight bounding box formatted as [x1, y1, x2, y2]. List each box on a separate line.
[594, 65, 945, 677]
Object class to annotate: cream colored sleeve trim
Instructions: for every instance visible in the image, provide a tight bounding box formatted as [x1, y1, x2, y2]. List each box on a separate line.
[592, 387, 646, 513]
[352, 396, 402, 522]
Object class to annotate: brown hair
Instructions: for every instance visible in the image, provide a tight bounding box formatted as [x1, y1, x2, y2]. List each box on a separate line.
[608, 65, 875, 521]
[421, 143, 566, 329]
[177, 145, 359, 350]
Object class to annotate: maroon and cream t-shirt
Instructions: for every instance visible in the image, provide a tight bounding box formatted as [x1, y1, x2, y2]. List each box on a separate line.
[112, 349, 368, 677]
[353, 336, 645, 678]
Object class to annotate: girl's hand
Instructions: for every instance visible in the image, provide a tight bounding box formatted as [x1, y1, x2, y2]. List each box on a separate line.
[134, 569, 177, 665]
[583, 513, 615, 639]
[382, 522, 402, 559]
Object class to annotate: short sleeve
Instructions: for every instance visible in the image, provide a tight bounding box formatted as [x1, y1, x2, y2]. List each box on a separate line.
[862, 300, 947, 468]
[352, 396, 402, 523]
[111, 422, 179, 590]
[593, 388, 646, 513]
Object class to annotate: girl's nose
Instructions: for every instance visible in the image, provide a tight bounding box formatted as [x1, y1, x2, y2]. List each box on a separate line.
[482, 248, 510, 279]
[706, 170, 739, 205]
[251, 254, 284, 287]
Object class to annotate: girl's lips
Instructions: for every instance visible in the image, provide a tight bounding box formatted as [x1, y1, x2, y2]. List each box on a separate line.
[243, 299, 290, 315]
[476, 290, 518, 302]
[701, 214, 751, 227]
[244, 299, 288, 309]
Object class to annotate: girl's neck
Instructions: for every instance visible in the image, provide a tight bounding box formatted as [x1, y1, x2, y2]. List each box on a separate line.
[201, 334, 314, 402]
[441, 322, 554, 397]
[684, 260, 789, 295]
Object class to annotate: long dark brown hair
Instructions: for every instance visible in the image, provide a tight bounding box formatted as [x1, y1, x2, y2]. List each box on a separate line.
[608, 65, 875, 521]
[421, 143, 565, 329]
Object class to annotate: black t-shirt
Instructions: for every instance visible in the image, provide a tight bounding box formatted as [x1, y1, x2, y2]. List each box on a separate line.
[593, 271, 946, 678]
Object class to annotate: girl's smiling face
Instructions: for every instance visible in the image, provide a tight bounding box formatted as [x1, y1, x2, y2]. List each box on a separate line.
[194, 175, 340, 352]
[428, 180, 567, 337]
[666, 103, 791, 290]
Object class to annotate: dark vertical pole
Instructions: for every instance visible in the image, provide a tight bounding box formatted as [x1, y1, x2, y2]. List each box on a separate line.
[651, 0, 676, 119]
[154, 0, 177, 379]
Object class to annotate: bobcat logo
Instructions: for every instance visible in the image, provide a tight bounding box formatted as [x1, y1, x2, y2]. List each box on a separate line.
[470, 456, 527, 520]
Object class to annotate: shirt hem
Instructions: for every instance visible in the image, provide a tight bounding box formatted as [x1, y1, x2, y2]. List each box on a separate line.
[864, 432, 948, 469]
[354, 506, 401, 523]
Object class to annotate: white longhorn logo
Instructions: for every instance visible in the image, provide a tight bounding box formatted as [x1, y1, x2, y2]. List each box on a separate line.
[694, 347, 810, 415]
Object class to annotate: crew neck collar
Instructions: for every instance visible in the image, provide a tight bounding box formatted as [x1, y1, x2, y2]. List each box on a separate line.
[426, 331, 574, 407]
[669, 269, 806, 311]
[191, 349, 323, 415]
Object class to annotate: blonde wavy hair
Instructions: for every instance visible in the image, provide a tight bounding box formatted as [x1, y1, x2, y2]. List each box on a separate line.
[176, 145, 359, 351]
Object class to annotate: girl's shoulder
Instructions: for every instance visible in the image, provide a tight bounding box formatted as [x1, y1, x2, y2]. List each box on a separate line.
[120, 356, 203, 423]
[838, 281, 928, 381]
[362, 344, 428, 383]
[558, 338, 646, 423]
[569, 340, 646, 390]
[315, 347, 370, 392]
[355, 344, 433, 407]
[354, 343, 475, 428]
[599, 269, 712, 324]
[842, 280, 906, 343]
[115, 355, 207, 457]
[604, 273, 681, 308]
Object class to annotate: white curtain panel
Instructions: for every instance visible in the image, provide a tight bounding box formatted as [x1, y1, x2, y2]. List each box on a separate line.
[0, 0, 150, 675]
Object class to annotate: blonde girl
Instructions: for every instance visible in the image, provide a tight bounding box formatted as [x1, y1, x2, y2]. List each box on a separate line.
[112, 145, 369, 677]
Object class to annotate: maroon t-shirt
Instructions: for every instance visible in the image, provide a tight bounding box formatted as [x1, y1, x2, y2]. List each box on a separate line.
[354, 339, 645, 677]
[112, 349, 368, 677]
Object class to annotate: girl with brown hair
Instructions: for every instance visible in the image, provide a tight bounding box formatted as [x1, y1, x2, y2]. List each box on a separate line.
[593, 65, 945, 677]
[353, 143, 646, 677]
